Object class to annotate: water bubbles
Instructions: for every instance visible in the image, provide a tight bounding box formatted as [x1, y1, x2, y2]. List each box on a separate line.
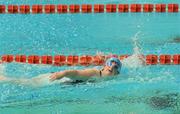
[137, 25, 141, 28]
[146, 18, 150, 22]
[73, 33, 78, 37]
[84, 88, 88, 92]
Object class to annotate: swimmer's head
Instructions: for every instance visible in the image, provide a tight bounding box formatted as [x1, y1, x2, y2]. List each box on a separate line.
[102, 57, 122, 76]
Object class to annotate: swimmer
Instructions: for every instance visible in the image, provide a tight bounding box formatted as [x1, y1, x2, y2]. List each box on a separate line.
[0, 57, 122, 86]
[50, 57, 122, 81]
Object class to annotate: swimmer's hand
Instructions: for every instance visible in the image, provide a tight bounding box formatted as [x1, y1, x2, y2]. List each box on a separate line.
[49, 70, 78, 81]
[49, 71, 68, 81]
[49, 73, 58, 81]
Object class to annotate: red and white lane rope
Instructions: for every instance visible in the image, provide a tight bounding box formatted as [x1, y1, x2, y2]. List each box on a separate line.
[0, 54, 179, 66]
[0, 4, 179, 14]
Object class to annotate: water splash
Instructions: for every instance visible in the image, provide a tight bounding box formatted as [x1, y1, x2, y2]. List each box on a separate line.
[122, 32, 146, 69]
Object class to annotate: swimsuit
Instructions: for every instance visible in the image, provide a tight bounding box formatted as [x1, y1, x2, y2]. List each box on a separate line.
[99, 70, 102, 77]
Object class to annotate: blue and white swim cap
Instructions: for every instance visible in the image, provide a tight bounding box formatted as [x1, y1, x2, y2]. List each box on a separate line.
[105, 57, 122, 72]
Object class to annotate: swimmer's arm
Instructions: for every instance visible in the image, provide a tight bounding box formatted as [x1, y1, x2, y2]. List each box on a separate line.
[50, 70, 78, 81]
[50, 69, 97, 81]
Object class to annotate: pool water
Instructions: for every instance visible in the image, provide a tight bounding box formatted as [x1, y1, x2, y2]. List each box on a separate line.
[0, 0, 180, 114]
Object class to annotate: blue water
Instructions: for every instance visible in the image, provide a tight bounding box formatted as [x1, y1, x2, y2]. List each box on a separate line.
[0, 0, 180, 114]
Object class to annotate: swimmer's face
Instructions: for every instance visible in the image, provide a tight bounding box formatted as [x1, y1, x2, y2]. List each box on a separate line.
[102, 62, 119, 76]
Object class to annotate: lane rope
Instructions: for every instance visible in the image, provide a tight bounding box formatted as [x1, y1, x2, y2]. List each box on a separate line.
[0, 4, 179, 14]
[0, 54, 179, 65]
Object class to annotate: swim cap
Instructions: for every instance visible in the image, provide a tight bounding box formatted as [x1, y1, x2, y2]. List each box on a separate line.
[105, 57, 122, 72]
